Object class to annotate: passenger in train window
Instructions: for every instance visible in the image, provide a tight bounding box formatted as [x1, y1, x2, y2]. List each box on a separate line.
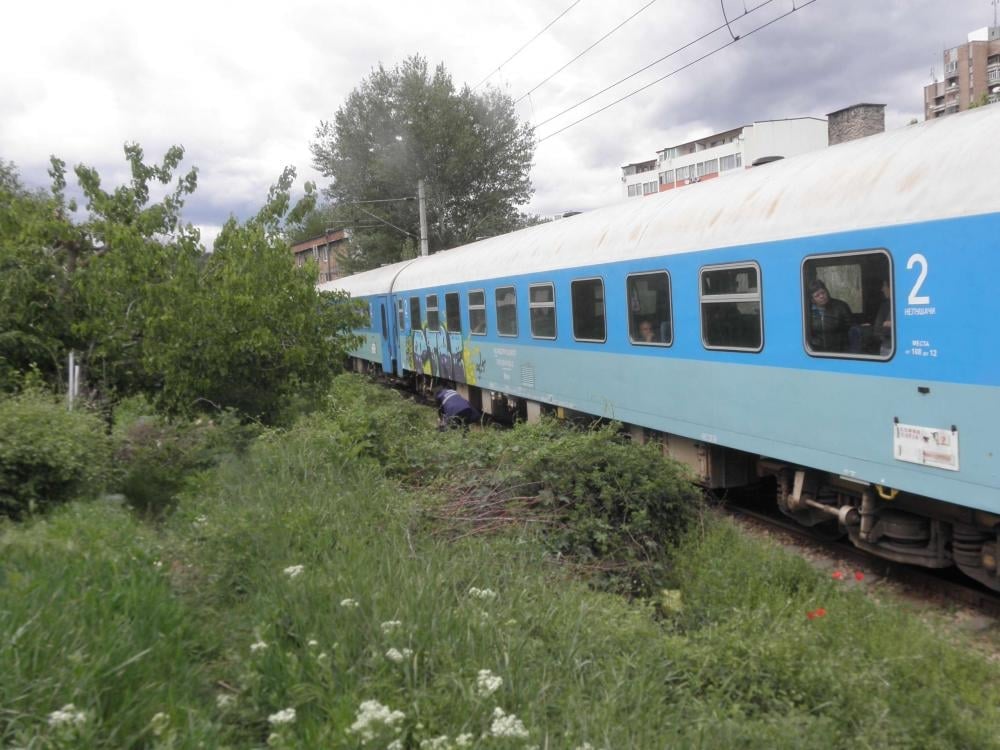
[858, 278, 893, 355]
[638, 318, 659, 343]
[434, 387, 481, 429]
[873, 279, 892, 355]
[807, 279, 853, 352]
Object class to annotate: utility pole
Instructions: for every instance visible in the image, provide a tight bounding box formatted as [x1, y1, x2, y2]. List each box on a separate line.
[418, 179, 429, 257]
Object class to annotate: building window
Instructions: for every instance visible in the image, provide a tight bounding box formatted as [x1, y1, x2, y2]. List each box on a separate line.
[719, 153, 742, 172]
[468, 290, 487, 335]
[495, 286, 518, 337]
[643, 180, 657, 195]
[445, 292, 461, 332]
[529, 283, 556, 339]
[426, 294, 439, 330]
[675, 165, 690, 182]
[697, 159, 718, 177]
[700, 263, 762, 351]
[627, 184, 640, 197]
[803, 250, 893, 359]
[658, 170, 674, 186]
[627, 271, 671, 346]
[409, 296, 421, 330]
[571, 278, 606, 342]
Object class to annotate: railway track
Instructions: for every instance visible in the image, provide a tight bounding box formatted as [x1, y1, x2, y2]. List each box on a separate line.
[718, 488, 1000, 619]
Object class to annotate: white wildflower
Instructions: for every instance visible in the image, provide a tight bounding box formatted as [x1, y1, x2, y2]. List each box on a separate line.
[387, 741, 404, 750]
[307, 639, 319, 648]
[283, 564, 305, 579]
[455, 734, 474, 747]
[574, 744, 595, 750]
[216, 693, 236, 709]
[489, 707, 529, 739]
[268, 707, 296, 726]
[476, 669, 503, 697]
[420, 736, 451, 749]
[317, 652, 329, 662]
[385, 647, 413, 663]
[193, 514, 208, 527]
[150, 712, 170, 737]
[380, 620, 402, 633]
[340, 598, 359, 608]
[47, 704, 87, 729]
[468, 587, 497, 600]
[348, 699, 406, 742]
[153, 560, 163, 569]
[250, 639, 268, 653]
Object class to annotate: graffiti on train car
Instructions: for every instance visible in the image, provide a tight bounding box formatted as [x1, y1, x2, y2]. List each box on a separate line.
[404, 326, 483, 385]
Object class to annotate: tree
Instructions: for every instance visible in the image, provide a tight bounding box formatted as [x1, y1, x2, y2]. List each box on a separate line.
[143, 168, 365, 423]
[0, 161, 73, 388]
[310, 56, 535, 271]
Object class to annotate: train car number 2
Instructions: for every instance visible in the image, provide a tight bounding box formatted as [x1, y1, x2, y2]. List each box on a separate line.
[906, 253, 930, 306]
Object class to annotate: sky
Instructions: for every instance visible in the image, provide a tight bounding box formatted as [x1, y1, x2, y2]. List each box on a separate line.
[2, 0, 995, 248]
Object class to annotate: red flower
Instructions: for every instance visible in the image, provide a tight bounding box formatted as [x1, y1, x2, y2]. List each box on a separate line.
[854, 571, 865, 581]
[806, 610, 817, 620]
[814, 607, 827, 617]
[832, 570, 844, 580]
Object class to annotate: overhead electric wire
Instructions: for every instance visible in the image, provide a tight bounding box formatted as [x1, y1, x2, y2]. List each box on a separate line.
[532, 0, 776, 133]
[535, 0, 817, 143]
[515, 0, 662, 104]
[473, 0, 583, 90]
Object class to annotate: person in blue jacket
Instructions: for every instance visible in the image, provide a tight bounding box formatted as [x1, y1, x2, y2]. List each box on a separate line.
[434, 386, 481, 428]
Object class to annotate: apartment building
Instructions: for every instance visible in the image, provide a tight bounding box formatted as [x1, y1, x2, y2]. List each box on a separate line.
[621, 117, 828, 198]
[924, 26, 1000, 119]
[290, 229, 350, 283]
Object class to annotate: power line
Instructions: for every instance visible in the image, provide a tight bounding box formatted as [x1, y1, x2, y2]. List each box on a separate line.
[532, 0, 776, 133]
[473, 0, 583, 90]
[515, 0, 662, 104]
[535, 0, 817, 143]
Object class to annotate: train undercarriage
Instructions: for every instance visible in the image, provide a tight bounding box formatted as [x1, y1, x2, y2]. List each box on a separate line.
[352, 358, 1000, 593]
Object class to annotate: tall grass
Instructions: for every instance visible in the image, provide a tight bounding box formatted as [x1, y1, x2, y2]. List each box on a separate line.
[2, 374, 999, 748]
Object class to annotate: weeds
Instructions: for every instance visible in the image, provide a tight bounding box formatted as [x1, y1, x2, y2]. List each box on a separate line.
[2, 374, 999, 747]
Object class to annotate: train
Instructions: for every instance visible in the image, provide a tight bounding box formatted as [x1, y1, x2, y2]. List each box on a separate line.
[321, 105, 1000, 591]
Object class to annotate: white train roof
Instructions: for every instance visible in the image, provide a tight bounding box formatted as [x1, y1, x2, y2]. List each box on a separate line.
[319, 259, 416, 297]
[338, 106, 1000, 295]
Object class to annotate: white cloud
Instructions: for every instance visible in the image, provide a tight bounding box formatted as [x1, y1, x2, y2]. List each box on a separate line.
[2, 0, 993, 237]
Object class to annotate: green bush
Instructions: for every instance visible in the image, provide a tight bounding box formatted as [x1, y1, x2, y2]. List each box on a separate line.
[115, 407, 260, 517]
[321, 374, 436, 477]
[0, 389, 112, 517]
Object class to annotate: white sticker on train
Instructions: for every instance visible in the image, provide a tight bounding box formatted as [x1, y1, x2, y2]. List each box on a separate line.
[893, 422, 959, 472]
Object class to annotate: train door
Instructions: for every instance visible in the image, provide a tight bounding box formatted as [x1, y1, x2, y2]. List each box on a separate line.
[378, 298, 396, 374]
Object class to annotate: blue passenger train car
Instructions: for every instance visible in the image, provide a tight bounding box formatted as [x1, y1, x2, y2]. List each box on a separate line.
[324, 106, 1000, 590]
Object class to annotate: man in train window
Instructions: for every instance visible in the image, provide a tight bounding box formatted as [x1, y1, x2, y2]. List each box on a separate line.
[807, 279, 853, 352]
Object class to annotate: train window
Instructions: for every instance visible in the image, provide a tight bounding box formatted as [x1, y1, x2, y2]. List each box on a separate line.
[700, 263, 763, 351]
[571, 278, 606, 342]
[627, 271, 672, 346]
[426, 294, 440, 330]
[396, 299, 405, 330]
[529, 283, 556, 339]
[802, 250, 893, 359]
[357, 300, 372, 329]
[468, 289, 487, 335]
[409, 296, 421, 330]
[445, 292, 461, 333]
[495, 286, 518, 337]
